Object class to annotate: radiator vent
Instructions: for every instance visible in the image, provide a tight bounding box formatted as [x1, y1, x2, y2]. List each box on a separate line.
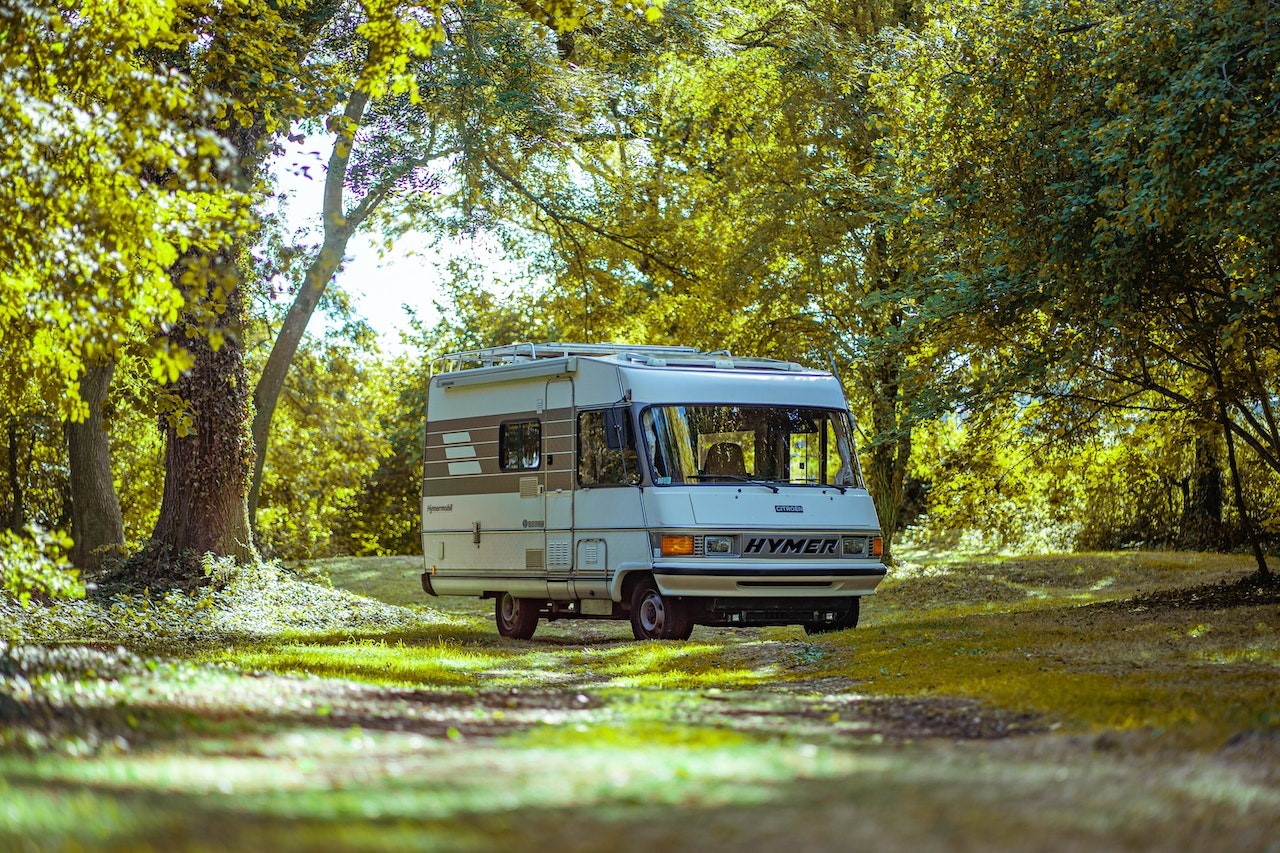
[519, 477, 540, 498]
[525, 548, 545, 569]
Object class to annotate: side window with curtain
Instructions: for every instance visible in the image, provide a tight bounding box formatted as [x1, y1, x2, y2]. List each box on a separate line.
[499, 419, 541, 470]
[578, 410, 639, 485]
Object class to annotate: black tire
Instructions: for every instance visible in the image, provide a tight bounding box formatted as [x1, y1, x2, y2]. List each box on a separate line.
[802, 598, 860, 636]
[629, 578, 693, 641]
[495, 592, 540, 640]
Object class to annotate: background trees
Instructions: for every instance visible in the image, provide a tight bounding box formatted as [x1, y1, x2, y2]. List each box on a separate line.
[883, 0, 1277, 572]
[3, 0, 1276, 588]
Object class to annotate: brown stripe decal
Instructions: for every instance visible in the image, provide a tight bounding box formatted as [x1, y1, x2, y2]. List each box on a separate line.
[425, 473, 537, 497]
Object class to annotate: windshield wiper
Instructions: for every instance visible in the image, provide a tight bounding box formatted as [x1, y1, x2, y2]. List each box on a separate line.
[797, 476, 850, 494]
[686, 474, 780, 493]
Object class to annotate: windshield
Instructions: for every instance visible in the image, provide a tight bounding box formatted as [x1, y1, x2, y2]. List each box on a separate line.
[641, 405, 861, 488]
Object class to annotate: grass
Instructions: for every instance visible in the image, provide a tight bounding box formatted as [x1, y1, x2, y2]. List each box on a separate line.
[2, 550, 1278, 850]
[296, 550, 1279, 745]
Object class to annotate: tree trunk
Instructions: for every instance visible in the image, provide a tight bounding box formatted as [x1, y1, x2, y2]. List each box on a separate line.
[149, 281, 256, 574]
[1218, 400, 1270, 578]
[248, 87, 371, 525]
[1179, 432, 1224, 550]
[128, 2, 344, 582]
[248, 233, 353, 523]
[66, 363, 125, 569]
[859, 347, 912, 566]
[5, 418, 23, 531]
[1208, 352, 1270, 578]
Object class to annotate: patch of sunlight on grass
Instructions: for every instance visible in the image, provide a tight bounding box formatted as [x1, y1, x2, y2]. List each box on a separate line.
[9, 752, 317, 795]
[1196, 648, 1280, 666]
[800, 598, 1280, 745]
[585, 641, 773, 689]
[307, 555, 430, 608]
[2, 730, 456, 796]
[5, 731, 881, 839]
[0, 777, 161, 845]
[473, 640, 771, 689]
[236, 740, 876, 824]
[508, 720, 754, 749]
[216, 639, 499, 688]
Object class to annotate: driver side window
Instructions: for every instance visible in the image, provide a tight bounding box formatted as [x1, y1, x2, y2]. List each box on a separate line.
[578, 410, 639, 486]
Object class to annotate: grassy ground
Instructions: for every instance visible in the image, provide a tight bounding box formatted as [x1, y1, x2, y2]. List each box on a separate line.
[2, 551, 1278, 851]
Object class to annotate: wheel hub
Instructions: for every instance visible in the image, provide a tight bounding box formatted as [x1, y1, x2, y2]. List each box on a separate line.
[640, 594, 664, 632]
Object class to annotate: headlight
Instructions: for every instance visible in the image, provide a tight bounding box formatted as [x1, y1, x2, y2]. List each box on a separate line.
[841, 536, 866, 556]
[704, 535, 734, 555]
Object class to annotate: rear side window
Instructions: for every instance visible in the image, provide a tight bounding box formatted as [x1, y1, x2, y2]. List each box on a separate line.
[500, 420, 541, 470]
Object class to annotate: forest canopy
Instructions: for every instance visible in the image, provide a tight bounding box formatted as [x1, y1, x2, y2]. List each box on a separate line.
[1, 0, 1276, 597]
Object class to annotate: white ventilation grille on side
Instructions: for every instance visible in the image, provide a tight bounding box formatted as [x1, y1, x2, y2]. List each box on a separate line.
[547, 539, 572, 568]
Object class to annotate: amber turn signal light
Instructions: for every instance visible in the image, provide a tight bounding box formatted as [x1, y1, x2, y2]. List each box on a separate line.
[661, 535, 695, 556]
[870, 536, 884, 557]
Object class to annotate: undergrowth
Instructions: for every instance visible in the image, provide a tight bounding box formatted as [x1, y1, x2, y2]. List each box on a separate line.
[2, 556, 455, 649]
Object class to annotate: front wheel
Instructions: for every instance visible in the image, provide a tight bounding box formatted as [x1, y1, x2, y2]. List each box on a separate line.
[629, 578, 693, 641]
[495, 592, 540, 640]
[802, 598, 860, 635]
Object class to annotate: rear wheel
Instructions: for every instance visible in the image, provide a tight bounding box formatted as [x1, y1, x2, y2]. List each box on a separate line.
[495, 592, 540, 640]
[629, 578, 693, 641]
[802, 598, 860, 636]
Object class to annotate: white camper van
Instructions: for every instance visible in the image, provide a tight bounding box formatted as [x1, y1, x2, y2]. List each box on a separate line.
[420, 343, 886, 640]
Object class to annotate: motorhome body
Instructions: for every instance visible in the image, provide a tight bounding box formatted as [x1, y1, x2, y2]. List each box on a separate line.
[420, 343, 887, 640]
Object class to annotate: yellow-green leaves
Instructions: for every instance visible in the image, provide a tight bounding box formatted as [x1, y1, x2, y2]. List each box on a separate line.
[0, 0, 242, 420]
[357, 0, 444, 102]
[0, 527, 83, 606]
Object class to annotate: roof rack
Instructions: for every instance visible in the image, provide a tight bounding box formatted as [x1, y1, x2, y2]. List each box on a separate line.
[431, 342, 805, 375]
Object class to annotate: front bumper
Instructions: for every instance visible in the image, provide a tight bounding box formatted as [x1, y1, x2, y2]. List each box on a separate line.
[652, 561, 886, 597]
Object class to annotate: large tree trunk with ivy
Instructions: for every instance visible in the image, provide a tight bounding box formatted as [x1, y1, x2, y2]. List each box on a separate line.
[66, 363, 125, 569]
[149, 280, 256, 575]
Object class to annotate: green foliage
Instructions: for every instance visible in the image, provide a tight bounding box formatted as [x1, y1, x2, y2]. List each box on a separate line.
[328, 353, 429, 556]
[5, 0, 1275, 567]
[1, 415, 68, 533]
[8, 555, 448, 648]
[903, 401, 1280, 554]
[426, 0, 932, 558]
[884, 0, 1280, 531]
[0, 527, 83, 607]
[0, 0, 241, 419]
[253, 337, 397, 559]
